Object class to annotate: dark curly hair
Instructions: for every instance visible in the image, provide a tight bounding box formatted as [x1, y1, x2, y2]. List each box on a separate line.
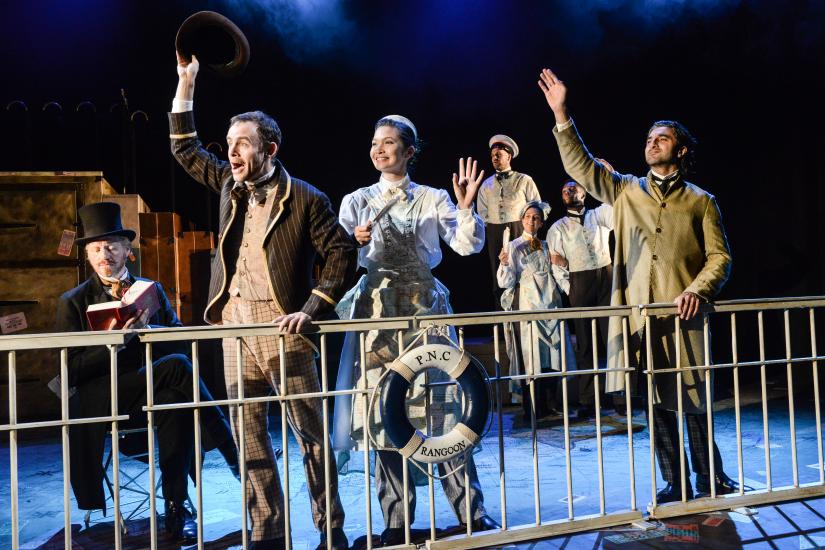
[648, 120, 698, 175]
[230, 110, 283, 149]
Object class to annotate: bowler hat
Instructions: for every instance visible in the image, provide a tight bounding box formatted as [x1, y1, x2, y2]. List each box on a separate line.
[76, 202, 136, 245]
[176, 11, 250, 78]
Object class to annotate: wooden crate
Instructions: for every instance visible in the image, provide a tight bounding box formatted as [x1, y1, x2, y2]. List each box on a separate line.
[139, 212, 190, 311]
[175, 230, 214, 325]
[0, 171, 117, 263]
[0, 172, 123, 422]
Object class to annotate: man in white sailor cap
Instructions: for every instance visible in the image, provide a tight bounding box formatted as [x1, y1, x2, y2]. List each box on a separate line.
[477, 134, 542, 310]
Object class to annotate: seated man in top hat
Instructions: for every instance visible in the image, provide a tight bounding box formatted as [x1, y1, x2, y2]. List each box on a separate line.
[54, 201, 239, 543]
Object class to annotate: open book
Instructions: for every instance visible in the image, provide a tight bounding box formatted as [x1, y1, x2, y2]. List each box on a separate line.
[86, 280, 160, 330]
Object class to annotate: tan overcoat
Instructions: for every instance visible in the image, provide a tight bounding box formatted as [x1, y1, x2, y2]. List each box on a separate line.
[554, 121, 732, 413]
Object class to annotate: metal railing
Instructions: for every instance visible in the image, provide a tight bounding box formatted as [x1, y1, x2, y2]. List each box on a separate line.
[2, 296, 825, 549]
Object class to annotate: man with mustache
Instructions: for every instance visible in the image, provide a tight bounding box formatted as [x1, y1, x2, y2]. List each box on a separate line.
[547, 180, 614, 419]
[476, 134, 542, 310]
[54, 202, 238, 543]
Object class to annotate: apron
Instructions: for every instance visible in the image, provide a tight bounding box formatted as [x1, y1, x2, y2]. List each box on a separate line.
[501, 240, 576, 378]
[333, 186, 460, 451]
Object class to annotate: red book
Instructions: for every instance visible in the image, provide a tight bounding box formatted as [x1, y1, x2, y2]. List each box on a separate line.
[86, 280, 160, 330]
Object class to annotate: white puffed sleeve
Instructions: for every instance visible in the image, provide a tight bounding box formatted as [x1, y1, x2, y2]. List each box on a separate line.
[435, 189, 485, 256]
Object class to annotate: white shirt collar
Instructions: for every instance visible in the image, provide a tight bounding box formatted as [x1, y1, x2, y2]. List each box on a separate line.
[378, 173, 411, 191]
[99, 267, 129, 285]
[245, 165, 276, 189]
[521, 231, 537, 240]
[650, 168, 679, 180]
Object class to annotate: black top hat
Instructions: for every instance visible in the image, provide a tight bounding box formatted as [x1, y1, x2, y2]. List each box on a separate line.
[176, 11, 250, 78]
[76, 202, 136, 245]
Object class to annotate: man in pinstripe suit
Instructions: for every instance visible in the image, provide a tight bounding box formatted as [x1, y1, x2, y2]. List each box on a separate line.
[169, 53, 357, 550]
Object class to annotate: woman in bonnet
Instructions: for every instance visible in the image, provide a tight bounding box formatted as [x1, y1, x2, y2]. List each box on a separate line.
[333, 115, 500, 544]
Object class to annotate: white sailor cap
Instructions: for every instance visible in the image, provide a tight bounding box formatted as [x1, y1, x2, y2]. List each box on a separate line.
[488, 134, 519, 158]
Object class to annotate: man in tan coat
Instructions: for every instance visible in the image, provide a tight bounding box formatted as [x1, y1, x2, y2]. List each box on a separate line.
[538, 68, 736, 503]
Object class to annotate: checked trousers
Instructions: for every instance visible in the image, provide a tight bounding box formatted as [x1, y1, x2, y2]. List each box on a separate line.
[650, 407, 724, 484]
[221, 296, 344, 541]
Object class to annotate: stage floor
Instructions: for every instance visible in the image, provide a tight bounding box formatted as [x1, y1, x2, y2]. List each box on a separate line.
[3, 380, 824, 549]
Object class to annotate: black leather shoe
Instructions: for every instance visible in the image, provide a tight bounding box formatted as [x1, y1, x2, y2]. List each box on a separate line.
[696, 472, 740, 497]
[250, 537, 286, 550]
[316, 527, 349, 550]
[380, 527, 432, 546]
[469, 514, 501, 532]
[164, 499, 197, 542]
[656, 482, 693, 503]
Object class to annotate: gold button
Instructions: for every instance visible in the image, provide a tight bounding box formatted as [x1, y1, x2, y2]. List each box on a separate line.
[244, 242, 249, 247]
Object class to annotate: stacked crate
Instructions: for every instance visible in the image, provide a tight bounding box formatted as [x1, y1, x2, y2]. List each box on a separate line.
[0, 172, 119, 422]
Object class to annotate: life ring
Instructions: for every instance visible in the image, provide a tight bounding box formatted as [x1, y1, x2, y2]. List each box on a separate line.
[380, 343, 489, 464]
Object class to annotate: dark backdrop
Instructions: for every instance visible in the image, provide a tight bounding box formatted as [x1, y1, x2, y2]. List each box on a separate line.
[2, 0, 824, 365]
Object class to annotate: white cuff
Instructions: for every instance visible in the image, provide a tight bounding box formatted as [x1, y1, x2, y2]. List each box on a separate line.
[172, 98, 193, 113]
[555, 118, 574, 132]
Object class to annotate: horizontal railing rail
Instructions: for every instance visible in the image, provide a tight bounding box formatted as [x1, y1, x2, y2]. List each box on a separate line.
[2, 295, 824, 549]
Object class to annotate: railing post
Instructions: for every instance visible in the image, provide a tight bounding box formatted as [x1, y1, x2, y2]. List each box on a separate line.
[145, 341, 157, 549]
[236, 336, 248, 550]
[646, 315, 658, 508]
[758, 311, 772, 490]
[191, 341, 204, 547]
[359, 331, 373, 550]
[622, 318, 637, 512]
[731, 313, 744, 496]
[9, 351, 19, 550]
[493, 324, 507, 529]
[59, 348, 72, 550]
[279, 335, 291, 550]
[561, 320, 573, 520]
[320, 334, 332, 549]
[784, 310, 799, 487]
[109, 344, 122, 548]
[811, 309, 824, 484]
[592, 318, 605, 516]
[704, 315, 715, 499]
[529, 320, 541, 525]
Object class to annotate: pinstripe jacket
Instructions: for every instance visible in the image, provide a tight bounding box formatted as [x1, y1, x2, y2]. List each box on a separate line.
[169, 111, 357, 324]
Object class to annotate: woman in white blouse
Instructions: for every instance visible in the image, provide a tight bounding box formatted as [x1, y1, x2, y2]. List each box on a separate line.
[333, 115, 499, 544]
[498, 201, 576, 418]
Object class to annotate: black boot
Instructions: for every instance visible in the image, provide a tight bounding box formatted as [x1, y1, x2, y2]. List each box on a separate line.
[656, 482, 693, 503]
[696, 472, 741, 497]
[164, 499, 197, 542]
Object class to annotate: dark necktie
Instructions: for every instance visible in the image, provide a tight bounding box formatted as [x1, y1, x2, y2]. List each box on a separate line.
[231, 181, 271, 202]
[495, 170, 512, 181]
[651, 174, 678, 195]
[567, 211, 584, 222]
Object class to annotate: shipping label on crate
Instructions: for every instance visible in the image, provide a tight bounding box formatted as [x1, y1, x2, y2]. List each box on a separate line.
[57, 230, 76, 256]
[0, 312, 28, 334]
